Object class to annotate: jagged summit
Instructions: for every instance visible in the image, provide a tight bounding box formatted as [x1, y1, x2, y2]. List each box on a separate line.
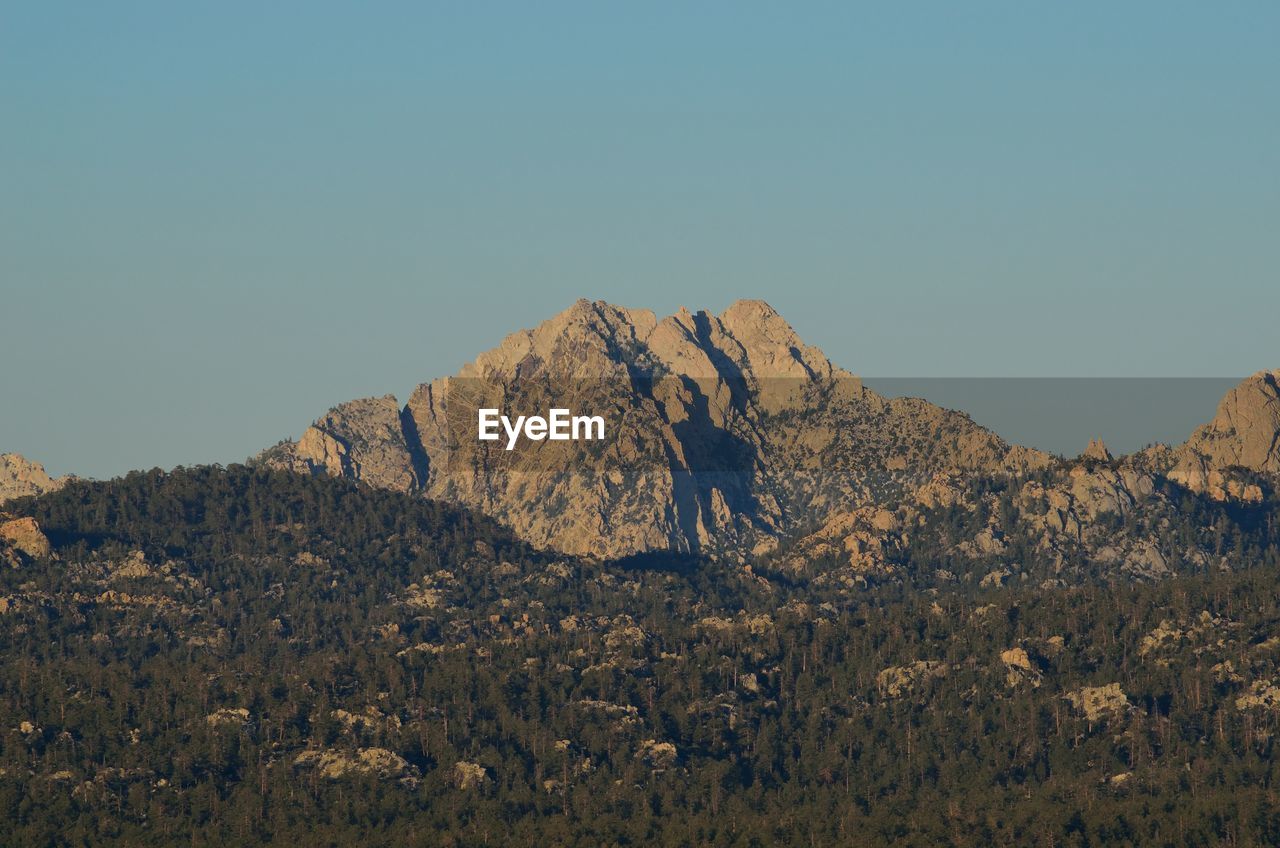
[263, 300, 1043, 558]
[448, 298, 834, 386]
[1083, 438, 1113, 462]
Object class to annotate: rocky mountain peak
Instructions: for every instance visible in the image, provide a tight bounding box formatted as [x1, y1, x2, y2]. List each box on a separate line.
[453, 298, 832, 391]
[716, 299, 831, 382]
[461, 299, 658, 382]
[0, 454, 69, 505]
[265, 299, 1043, 558]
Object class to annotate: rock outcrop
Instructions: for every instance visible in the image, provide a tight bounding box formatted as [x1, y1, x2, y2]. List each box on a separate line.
[294, 748, 420, 787]
[0, 516, 52, 563]
[1181, 371, 1280, 473]
[782, 507, 904, 578]
[1236, 681, 1280, 712]
[205, 708, 251, 727]
[1166, 371, 1280, 498]
[1000, 646, 1042, 687]
[1065, 683, 1129, 722]
[452, 761, 489, 790]
[1001, 647, 1032, 671]
[1082, 438, 1113, 462]
[877, 661, 948, 699]
[269, 395, 424, 491]
[0, 454, 68, 504]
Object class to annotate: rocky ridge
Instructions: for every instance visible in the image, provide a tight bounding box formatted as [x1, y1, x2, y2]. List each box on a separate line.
[264, 299, 1047, 558]
[0, 454, 68, 505]
[262, 301, 1280, 566]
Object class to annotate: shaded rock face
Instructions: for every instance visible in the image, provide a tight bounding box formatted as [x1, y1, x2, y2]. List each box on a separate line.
[0, 454, 68, 505]
[266, 299, 1046, 558]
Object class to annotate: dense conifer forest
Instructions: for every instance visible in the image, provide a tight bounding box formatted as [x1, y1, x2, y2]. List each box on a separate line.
[4, 466, 1280, 845]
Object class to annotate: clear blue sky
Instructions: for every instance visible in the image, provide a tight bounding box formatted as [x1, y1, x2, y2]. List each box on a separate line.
[3, 3, 1277, 477]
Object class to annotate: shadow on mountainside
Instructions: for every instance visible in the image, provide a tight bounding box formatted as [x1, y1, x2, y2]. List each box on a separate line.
[610, 549, 708, 575]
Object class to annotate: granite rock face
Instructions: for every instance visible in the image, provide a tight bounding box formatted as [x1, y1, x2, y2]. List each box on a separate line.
[0, 516, 52, 563]
[1183, 370, 1280, 473]
[265, 299, 1047, 558]
[1164, 371, 1280, 499]
[1066, 683, 1129, 722]
[0, 454, 68, 505]
[269, 395, 424, 492]
[264, 302, 1280, 563]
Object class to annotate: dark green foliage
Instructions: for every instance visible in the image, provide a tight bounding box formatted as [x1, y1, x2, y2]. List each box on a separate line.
[3, 466, 1280, 845]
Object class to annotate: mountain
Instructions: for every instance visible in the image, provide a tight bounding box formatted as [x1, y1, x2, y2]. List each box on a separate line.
[263, 299, 1047, 558]
[0, 453, 69, 504]
[8, 320, 1280, 845]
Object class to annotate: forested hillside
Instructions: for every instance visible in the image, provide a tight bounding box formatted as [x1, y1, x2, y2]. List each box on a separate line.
[4, 466, 1280, 845]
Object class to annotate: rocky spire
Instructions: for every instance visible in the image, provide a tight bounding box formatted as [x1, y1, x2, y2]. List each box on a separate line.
[1082, 438, 1113, 462]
